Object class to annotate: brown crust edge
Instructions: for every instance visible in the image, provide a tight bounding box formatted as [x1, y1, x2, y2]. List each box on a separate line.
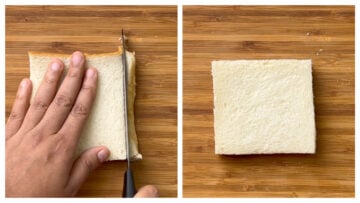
[28, 46, 123, 58]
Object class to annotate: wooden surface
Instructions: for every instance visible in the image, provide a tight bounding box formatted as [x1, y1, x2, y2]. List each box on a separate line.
[183, 6, 354, 197]
[5, 6, 177, 197]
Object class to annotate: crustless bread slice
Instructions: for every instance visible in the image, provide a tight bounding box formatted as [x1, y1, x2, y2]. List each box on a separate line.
[212, 59, 316, 155]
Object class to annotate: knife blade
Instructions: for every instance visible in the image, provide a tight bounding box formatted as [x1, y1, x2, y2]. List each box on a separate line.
[121, 29, 136, 198]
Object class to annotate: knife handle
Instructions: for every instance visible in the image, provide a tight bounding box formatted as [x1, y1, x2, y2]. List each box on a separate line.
[122, 168, 137, 197]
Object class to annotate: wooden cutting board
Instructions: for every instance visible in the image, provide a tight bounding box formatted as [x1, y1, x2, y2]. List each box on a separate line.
[5, 6, 177, 197]
[183, 6, 354, 197]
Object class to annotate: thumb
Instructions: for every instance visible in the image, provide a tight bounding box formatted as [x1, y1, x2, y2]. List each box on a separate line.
[134, 185, 159, 198]
[66, 146, 110, 195]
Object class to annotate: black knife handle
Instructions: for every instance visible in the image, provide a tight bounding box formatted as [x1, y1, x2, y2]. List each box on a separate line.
[122, 168, 136, 197]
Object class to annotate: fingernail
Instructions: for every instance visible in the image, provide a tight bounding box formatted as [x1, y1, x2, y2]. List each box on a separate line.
[97, 149, 109, 162]
[18, 79, 28, 98]
[86, 68, 96, 78]
[20, 79, 28, 88]
[51, 62, 61, 71]
[71, 51, 83, 67]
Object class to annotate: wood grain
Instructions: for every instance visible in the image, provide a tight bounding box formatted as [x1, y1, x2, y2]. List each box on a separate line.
[183, 6, 354, 197]
[5, 6, 177, 197]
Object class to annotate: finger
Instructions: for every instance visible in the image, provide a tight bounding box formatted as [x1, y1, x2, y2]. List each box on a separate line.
[65, 146, 110, 196]
[5, 79, 32, 140]
[39, 51, 86, 134]
[58, 68, 97, 146]
[134, 185, 159, 198]
[19, 59, 64, 133]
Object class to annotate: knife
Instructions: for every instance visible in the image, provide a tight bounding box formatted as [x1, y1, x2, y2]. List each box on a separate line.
[121, 29, 136, 198]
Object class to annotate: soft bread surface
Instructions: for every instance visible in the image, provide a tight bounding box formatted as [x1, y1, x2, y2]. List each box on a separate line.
[212, 59, 316, 155]
[29, 48, 142, 160]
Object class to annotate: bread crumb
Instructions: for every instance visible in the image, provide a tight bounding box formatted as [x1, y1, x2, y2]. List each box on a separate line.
[316, 49, 323, 56]
[118, 35, 128, 44]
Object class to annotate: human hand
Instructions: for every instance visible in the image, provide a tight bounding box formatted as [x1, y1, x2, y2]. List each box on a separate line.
[6, 51, 109, 196]
[6, 51, 158, 197]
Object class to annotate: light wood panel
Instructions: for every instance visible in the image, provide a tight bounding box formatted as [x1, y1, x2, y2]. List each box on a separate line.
[183, 6, 354, 197]
[5, 5, 177, 197]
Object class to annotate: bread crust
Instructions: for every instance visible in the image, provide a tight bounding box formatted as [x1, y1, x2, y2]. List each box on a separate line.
[28, 46, 124, 58]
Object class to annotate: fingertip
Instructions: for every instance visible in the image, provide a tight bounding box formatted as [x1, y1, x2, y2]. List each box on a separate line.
[20, 78, 30, 88]
[97, 147, 110, 162]
[26, 78, 33, 86]
[50, 58, 64, 70]
[71, 51, 85, 67]
[51, 58, 64, 65]
[18, 78, 32, 97]
[88, 66, 98, 72]
[85, 67, 98, 79]
[73, 50, 83, 56]
[135, 185, 159, 198]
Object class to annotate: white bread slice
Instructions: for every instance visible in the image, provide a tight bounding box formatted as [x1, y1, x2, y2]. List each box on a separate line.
[212, 59, 316, 155]
[29, 47, 142, 160]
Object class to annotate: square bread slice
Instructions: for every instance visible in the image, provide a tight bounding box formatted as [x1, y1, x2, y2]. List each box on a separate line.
[212, 59, 316, 155]
[29, 47, 142, 160]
